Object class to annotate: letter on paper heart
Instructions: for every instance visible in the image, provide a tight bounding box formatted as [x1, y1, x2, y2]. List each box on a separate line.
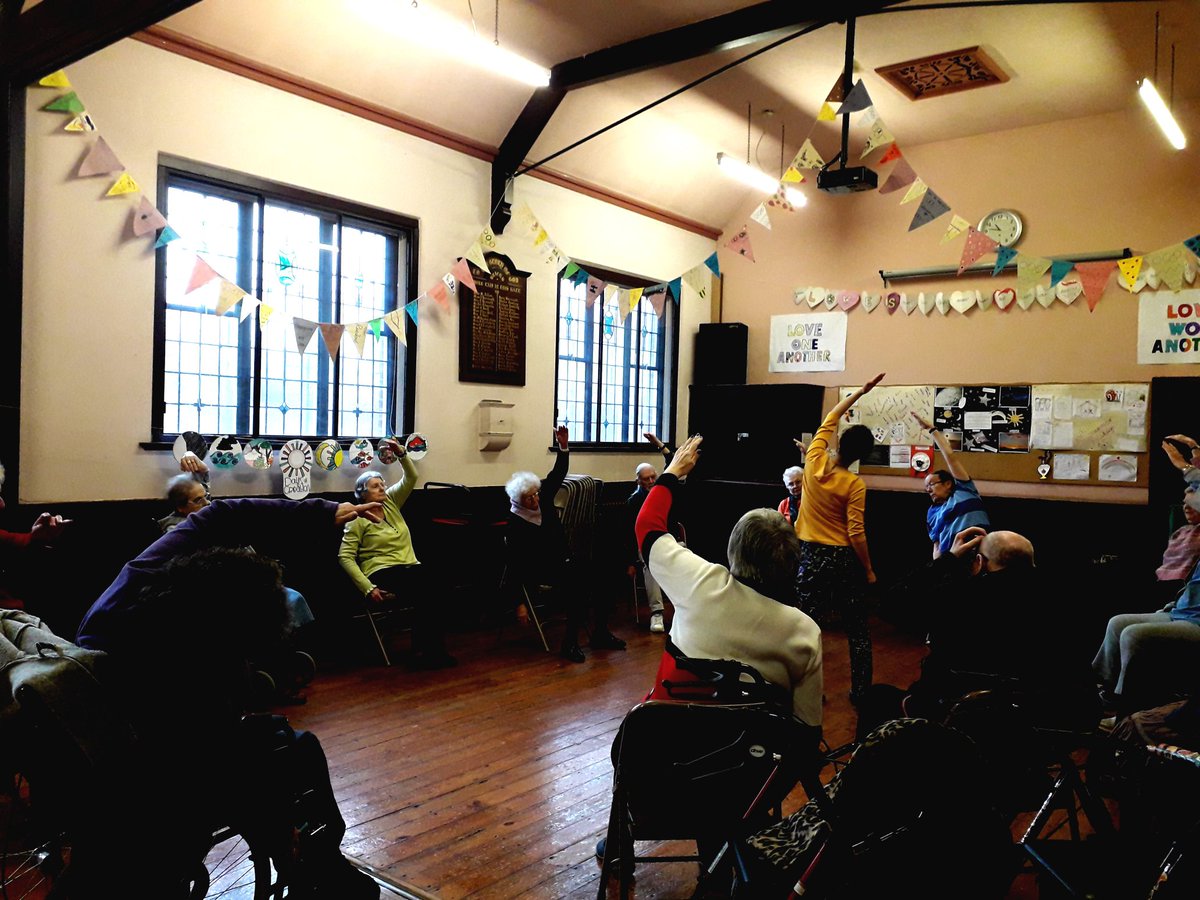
[900, 292, 917, 315]
[837, 290, 860, 311]
[793, 287, 808, 305]
[861, 292, 881, 313]
[934, 292, 949, 315]
[885, 291, 902, 314]
[993, 287, 1016, 311]
[949, 290, 976, 314]
[823, 291, 838, 310]
[1056, 280, 1083, 304]
[808, 286, 825, 308]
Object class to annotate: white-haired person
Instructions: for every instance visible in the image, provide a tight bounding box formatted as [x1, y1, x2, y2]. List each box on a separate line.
[338, 438, 455, 670]
[506, 425, 626, 663]
[777, 438, 807, 526]
[626, 433, 677, 634]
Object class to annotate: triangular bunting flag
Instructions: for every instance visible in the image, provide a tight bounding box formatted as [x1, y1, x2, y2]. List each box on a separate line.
[1118, 256, 1144, 289]
[859, 106, 880, 129]
[430, 281, 449, 310]
[259, 303, 275, 327]
[704, 252, 721, 277]
[238, 297, 259, 322]
[836, 80, 872, 114]
[992, 245, 1018, 275]
[1184, 235, 1200, 259]
[479, 226, 498, 250]
[294, 318, 319, 355]
[817, 102, 837, 122]
[860, 119, 895, 158]
[216, 280, 246, 316]
[825, 77, 846, 103]
[878, 144, 902, 164]
[563, 262, 580, 280]
[617, 288, 632, 322]
[347, 322, 369, 356]
[585, 275, 606, 308]
[1048, 259, 1075, 288]
[1146, 245, 1188, 291]
[369, 318, 382, 340]
[465, 241, 490, 274]
[900, 177, 928, 205]
[404, 299, 420, 325]
[131, 196, 168, 237]
[155, 225, 181, 249]
[668, 278, 682, 302]
[750, 203, 772, 230]
[878, 158, 917, 194]
[1016, 255, 1053, 293]
[77, 137, 123, 177]
[648, 288, 668, 319]
[629, 287, 644, 312]
[319, 323, 344, 361]
[766, 184, 794, 212]
[724, 226, 755, 262]
[781, 166, 804, 184]
[603, 284, 619, 308]
[37, 70, 72, 89]
[64, 112, 97, 133]
[451, 258, 477, 293]
[682, 265, 710, 298]
[185, 256, 222, 294]
[42, 92, 84, 114]
[1073, 261, 1117, 311]
[941, 215, 973, 245]
[956, 228, 1000, 274]
[105, 172, 139, 196]
[384, 309, 407, 342]
[908, 188, 950, 231]
[570, 266, 589, 286]
[792, 138, 825, 170]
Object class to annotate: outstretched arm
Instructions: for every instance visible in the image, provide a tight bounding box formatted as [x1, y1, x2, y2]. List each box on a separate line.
[912, 412, 968, 481]
[826, 373, 885, 424]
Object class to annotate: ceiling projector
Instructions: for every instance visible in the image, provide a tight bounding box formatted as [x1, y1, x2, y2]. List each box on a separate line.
[817, 166, 878, 194]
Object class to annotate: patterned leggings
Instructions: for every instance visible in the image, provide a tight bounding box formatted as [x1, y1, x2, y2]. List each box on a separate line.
[795, 540, 872, 699]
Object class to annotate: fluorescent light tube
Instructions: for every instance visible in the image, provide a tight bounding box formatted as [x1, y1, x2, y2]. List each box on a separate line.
[1138, 78, 1186, 150]
[716, 153, 807, 207]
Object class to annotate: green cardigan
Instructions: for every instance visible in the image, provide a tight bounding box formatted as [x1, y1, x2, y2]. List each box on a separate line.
[338, 456, 419, 595]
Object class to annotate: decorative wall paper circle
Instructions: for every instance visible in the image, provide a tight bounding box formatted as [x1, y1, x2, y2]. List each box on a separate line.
[280, 439, 313, 500]
[404, 433, 430, 461]
[173, 431, 207, 461]
[377, 437, 402, 465]
[208, 436, 242, 469]
[349, 438, 375, 469]
[244, 438, 274, 469]
[315, 440, 343, 471]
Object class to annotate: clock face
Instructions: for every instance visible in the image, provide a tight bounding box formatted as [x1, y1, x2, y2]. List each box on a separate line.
[979, 209, 1023, 247]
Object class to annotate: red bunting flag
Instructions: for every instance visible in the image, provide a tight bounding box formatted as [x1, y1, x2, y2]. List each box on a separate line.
[957, 228, 1000, 276]
[1073, 261, 1117, 312]
[878, 144, 902, 164]
[429, 281, 449, 310]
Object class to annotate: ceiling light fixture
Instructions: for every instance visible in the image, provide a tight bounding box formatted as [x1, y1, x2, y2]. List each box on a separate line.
[1139, 11, 1186, 150]
[716, 152, 806, 206]
[350, 0, 550, 87]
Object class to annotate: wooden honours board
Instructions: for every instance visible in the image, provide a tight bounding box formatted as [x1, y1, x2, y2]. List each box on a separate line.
[459, 252, 529, 386]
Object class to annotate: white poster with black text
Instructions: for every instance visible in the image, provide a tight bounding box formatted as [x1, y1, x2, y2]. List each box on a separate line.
[769, 312, 847, 373]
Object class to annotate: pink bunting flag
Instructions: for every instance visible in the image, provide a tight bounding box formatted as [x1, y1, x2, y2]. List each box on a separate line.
[319, 323, 345, 361]
[647, 289, 668, 319]
[77, 136, 123, 177]
[429, 281, 449, 310]
[185, 257, 222, 294]
[131, 196, 168, 237]
[724, 226, 755, 262]
[450, 258, 477, 293]
[956, 228, 1000, 275]
[1073, 261, 1117, 312]
[585, 275, 606, 308]
[877, 158, 917, 194]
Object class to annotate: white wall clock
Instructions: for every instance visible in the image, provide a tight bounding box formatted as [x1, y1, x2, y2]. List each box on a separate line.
[978, 209, 1024, 247]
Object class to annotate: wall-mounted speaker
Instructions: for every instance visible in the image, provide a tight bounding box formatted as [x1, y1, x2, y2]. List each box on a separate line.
[693, 322, 747, 385]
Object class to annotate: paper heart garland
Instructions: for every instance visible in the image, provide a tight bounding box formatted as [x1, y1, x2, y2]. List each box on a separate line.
[1145, 268, 1161, 289]
[823, 291, 838, 311]
[976, 290, 992, 312]
[1035, 285, 1056, 308]
[885, 291, 902, 314]
[808, 286, 825, 308]
[917, 292, 934, 316]
[949, 290, 976, 314]
[900, 292, 917, 315]
[793, 288, 808, 305]
[1186, 263, 1197, 285]
[993, 287, 1016, 311]
[1017, 288, 1037, 310]
[934, 292, 949, 315]
[861, 292, 881, 313]
[837, 290, 860, 311]
[1117, 268, 1148, 293]
[1056, 280, 1083, 304]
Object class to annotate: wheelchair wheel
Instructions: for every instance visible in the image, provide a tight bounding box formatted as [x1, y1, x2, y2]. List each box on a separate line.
[293, 650, 317, 687]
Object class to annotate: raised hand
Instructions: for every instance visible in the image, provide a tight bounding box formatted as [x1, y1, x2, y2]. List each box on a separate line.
[554, 425, 569, 449]
[665, 435, 702, 479]
[335, 502, 384, 526]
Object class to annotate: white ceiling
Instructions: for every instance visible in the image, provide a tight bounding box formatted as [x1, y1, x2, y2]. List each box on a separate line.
[149, 0, 1200, 228]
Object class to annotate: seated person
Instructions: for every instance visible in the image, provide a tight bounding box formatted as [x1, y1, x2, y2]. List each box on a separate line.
[0, 457, 71, 610]
[506, 425, 625, 663]
[911, 412, 991, 558]
[636, 435, 822, 728]
[626, 433, 679, 635]
[1154, 486, 1200, 605]
[75, 498, 382, 898]
[338, 438, 455, 670]
[776, 438, 806, 526]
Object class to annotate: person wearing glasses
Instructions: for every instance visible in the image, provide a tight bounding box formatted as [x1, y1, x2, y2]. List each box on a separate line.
[158, 451, 211, 533]
[911, 412, 991, 559]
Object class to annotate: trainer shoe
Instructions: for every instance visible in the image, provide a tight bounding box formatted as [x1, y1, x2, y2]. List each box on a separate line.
[649, 613, 665, 633]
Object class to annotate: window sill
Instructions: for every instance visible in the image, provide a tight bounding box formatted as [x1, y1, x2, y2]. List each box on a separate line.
[141, 437, 387, 451]
[548, 442, 670, 454]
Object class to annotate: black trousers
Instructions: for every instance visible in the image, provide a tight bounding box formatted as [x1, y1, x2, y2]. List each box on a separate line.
[529, 557, 613, 649]
[370, 563, 447, 655]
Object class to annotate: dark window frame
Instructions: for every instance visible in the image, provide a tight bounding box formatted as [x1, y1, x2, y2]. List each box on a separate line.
[552, 262, 679, 453]
[148, 155, 418, 447]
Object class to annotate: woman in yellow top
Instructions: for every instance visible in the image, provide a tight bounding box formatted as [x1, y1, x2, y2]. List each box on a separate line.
[795, 373, 884, 704]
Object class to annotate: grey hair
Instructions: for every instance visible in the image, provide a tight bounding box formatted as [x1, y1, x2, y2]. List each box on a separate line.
[505, 471, 541, 503]
[635, 462, 655, 477]
[166, 473, 201, 508]
[727, 508, 801, 594]
[354, 470, 385, 500]
[782, 465, 803, 482]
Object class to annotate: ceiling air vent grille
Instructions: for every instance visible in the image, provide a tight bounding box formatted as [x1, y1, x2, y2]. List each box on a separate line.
[875, 46, 1008, 101]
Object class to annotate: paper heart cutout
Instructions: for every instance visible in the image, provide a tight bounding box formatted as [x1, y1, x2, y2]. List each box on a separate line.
[861, 292, 880, 313]
[917, 292, 934, 316]
[1035, 285, 1055, 308]
[807, 286, 825, 308]
[934, 292, 950, 315]
[976, 290, 992, 311]
[823, 291, 838, 310]
[1186, 263, 1197, 285]
[1144, 267, 1161, 289]
[793, 287, 808, 305]
[900, 292, 917, 315]
[1117, 269, 1148, 293]
[993, 287, 1016, 311]
[837, 290, 860, 311]
[949, 290, 976, 313]
[1056, 279, 1083, 304]
[1037, 463, 1051, 479]
[885, 291, 902, 315]
[1017, 288, 1037, 310]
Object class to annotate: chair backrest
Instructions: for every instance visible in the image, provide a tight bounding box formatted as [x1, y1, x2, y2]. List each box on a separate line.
[556, 474, 602, 560]
[658, 639, 791, 712]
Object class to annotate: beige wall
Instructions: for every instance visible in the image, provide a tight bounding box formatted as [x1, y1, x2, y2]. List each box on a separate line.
[21, 39, 715, 503]
[717, 101, 1200, 501]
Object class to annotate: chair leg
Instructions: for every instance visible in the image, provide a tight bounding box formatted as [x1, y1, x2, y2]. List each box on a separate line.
[524, 586, 550, 653]
[363, 606, 392, 667]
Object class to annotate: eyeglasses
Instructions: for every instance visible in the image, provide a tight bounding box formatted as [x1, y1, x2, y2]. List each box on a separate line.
[187, 494, 210, 507]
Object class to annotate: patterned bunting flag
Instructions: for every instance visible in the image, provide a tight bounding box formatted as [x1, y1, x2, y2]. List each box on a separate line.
[77, 137, 123, 177]
[1073, 261, 1117, 311]
[64, 113, 97, 133]
[825, 77, 846, 103]
[131, 196, 167, 237]
[750, 203, 771, 230]
[533, 228, 549, 247]
[629, 287, 644, 312]
[993, 246, 1018, 275]
[450, 258, 477, 293]
[792, 138, 825, 170]
[479, 226, 498, 251]
[836, 80, 872, 114]
[294, 318, 319, 355]
[37, 71, 72, 89]
[465, 241, 490, 274]
[1048, 259, 1074, 288]
[1185, 235, 1200, 259]
[585, 275, 606, 308]
[385, 309, 408, 342]
[1146, 245, 1188, 291]
[724, 226, 755, 262]
[908, 189, 950, 231]
[956, 228, 999, 274]
[879, 159, 917, 194]
[781, 166, 804, 183]
[105, 172, 139, 196]
[860, 119, 894, 157]
[817, 102, 837, 122]
[43, 92, 84, 114]
[1016, 256, 1053, 293]
[603, 284, 619, 308]
[155, 225, 181, 249]
[429, 281, 449, 310]
[185, 256, 222, 294]
[940, 215, 973, 245]
[682, 265, 710, 298]
[404, 299, 420, 325]
[878, 144, 902, 164]
[259, 303, 275, 327]
[348, 322, 369, 356]
[1117, 256, 1144, 289]
[900, 177, 927, 204]
[766, 184, 794, 212]
[215, 280, 246, 316]
[319, 323, 344, 361]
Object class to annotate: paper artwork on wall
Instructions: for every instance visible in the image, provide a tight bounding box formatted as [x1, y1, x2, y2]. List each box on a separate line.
[838, 384, 934, 446]
[1098, 454, 1138, 483]
[208, 436, 243, 469]
[349, 438, 375, 469]
[315, 440, 343, 471]
[244, 438, 275, 470]
[280, 439, 313, 500]
[172, 431, 208, 461]
[1052, 453, 1091, 480]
